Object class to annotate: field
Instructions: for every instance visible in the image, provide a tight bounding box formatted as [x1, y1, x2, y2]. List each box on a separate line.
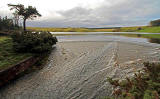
[27, 27, 115, 32]
[28, 26, 160, 39]
[27, 26, 160, 33]
[137, 26, 160, 33]
[116, 26, 160, 38]
[119, 26, 160, 33]
[0, 36, 32, 70]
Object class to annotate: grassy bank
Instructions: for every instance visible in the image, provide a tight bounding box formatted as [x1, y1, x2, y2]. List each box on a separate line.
[138, 26, 160, 33]
[119, 26, 160, 33]
[120, 34, 160, 39]
[0, 36, 32, 70]
[27, 26, 160, 39]
[29, 27, 160, 40]
[27, 26, 160, 33]
[27, 27, 115, 32]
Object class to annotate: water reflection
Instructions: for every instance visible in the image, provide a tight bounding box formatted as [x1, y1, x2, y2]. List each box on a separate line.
[57, 35, 148, 43]
[54, 32, 160, 45]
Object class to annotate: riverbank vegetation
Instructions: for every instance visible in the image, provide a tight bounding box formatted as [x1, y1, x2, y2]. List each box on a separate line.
[28, 26, 160, 39]
[119, 33, 160, 39]
[106, 62, 160, 99]
[0, 4, 58, 71]
[0, 36, 31, 70]
[11, 31, 57, 53]
[0, 31, 57, 71]
[27, 26, 160, 33]
[27, 27, 117, 32]
[119, 26, 160, 33]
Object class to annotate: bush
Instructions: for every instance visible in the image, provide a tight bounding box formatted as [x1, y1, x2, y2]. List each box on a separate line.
[107, 62, 160, 99]
[11, 31, 57, 53]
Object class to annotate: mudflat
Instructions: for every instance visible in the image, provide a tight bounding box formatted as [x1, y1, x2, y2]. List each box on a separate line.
[0, 41, 159, 99]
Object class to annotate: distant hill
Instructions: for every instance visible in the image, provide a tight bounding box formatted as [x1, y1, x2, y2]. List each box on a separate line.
[150, 19, 160, 26]
[86, 27, 121, 29]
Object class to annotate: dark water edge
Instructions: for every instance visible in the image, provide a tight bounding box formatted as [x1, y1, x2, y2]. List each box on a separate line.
[149, 38, 160, 44]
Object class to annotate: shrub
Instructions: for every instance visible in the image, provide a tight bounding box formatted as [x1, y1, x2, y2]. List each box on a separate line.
[11, 31, 57, 53]
[107, 62, 160, 99]
[137, 27, 142, 30]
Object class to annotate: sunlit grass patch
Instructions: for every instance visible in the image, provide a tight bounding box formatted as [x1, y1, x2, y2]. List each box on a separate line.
[138, 26, 160, 33]
[27, 26, 160, 33]
[119, 26, 160, 33]
[27, 27, 116, 32]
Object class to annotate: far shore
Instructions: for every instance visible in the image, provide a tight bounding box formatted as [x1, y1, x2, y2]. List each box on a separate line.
[27, 26, 160, 33]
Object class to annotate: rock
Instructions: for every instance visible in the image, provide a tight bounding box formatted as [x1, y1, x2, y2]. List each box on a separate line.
[155, 48, 160, 50]
[153, 52, 158, 54]
[126, 61, 135, 64]
[137, 59, 142, 62]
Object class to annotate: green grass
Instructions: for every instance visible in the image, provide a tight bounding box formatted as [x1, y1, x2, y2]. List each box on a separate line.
[0, 36, 32, 70]
[27, 27, 115, 32]
[141, 34, 160, 38]
[27, 26, 160, 33]
[138, 26, 160, 33]
[27, 26, 160, 39]
[102, 26, 160, 39]
[119, 26, 160, 33]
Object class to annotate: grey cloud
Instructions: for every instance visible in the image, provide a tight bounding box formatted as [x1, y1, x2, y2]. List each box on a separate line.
[27, 0, 160, 27]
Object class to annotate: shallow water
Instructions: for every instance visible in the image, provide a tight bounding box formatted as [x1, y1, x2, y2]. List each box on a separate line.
[57, 35, 147, 42]
[1, 33, 160, 99]
[56, 34, 160, 47]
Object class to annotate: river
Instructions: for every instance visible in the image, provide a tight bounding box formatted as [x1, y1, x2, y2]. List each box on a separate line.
[0, 33, 160, 99]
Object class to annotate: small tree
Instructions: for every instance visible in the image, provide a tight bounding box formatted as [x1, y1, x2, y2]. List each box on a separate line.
[8, 4, 41, 31]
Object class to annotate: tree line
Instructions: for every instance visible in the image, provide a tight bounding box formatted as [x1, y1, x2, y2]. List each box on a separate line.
[150, 19, 160, 26]
[0, 16, 20, 31]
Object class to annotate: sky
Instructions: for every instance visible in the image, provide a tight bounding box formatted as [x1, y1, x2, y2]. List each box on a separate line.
[0, 0, 160, 28]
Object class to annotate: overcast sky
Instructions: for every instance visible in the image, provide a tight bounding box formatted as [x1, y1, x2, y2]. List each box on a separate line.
[0, 0, 160, 27]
